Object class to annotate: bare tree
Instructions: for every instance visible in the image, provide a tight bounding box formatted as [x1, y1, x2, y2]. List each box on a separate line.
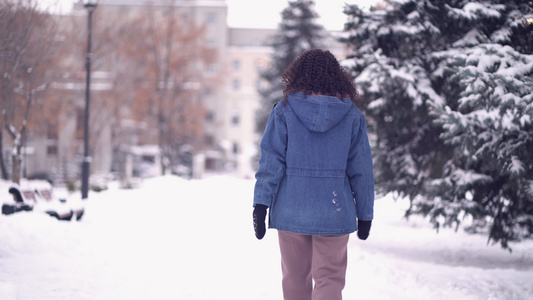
[112, 4, 219, 174]
[0, 0, 62, 183]
[49, 6, 143, 182]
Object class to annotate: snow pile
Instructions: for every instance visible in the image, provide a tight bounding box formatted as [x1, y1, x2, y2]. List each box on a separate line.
[1, 175, 532, 299]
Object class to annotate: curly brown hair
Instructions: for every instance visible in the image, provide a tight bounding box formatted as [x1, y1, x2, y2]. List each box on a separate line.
[281, 49, 358, 103]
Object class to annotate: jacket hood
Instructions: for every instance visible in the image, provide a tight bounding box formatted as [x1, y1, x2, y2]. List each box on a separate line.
[287, 92, 353, 133]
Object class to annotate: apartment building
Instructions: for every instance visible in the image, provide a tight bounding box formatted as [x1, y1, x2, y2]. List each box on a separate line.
[222, 28, 273, 178]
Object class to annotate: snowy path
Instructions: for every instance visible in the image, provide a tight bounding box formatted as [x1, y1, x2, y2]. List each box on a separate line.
[1, 176, 532, 299]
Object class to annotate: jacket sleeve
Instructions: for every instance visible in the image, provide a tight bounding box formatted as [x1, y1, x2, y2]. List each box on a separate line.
[347, 114, 375, 220]
[253, 105, 287, 208]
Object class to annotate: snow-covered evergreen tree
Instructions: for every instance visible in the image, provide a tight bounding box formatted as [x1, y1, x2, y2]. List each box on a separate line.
[341, 0, 455, 207]
[341, 0, 533, 249]
[256, 0, 326, 134]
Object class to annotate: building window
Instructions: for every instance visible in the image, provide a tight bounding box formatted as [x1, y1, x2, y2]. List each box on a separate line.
[205, 135, 214, 147]
[232, 59, 240, 71]
[206, 63, 218, 75]
[205, 110, 215, 123]
[232, 78, 240, 90]
[231, 110, 240, 125]
[255, 58, 267, 71]
[206, 38, 217, 48]
[181, 13, 190, 24]
[232, 142, 239, 154]
[206, 13, 216, 25]
[46, 140, 58, 156]
[46, 124, 58, 156]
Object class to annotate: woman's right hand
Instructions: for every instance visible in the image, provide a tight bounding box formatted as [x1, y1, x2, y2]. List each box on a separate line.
[253, 204, 268, 239]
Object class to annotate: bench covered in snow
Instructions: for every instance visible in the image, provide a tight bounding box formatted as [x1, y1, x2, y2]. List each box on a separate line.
[2, 180, 84, 221]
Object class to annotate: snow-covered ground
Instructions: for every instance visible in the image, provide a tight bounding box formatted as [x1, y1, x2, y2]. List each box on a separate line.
[1, 175, 532, 300]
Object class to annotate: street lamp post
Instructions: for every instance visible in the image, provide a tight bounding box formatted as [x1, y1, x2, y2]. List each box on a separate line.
[82, 0, 97, 200]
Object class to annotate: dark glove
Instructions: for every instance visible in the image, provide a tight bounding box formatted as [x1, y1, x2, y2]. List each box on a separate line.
[357, 220, 372, 240]
[253, 204, 268, 240]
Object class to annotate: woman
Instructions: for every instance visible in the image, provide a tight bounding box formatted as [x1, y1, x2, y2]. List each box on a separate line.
[253, 49, 375, 300]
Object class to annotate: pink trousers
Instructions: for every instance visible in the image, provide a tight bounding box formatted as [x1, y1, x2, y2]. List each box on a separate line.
[278, 230, 349, 300]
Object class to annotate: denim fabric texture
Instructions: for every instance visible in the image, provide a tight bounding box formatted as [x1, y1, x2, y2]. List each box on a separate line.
[254, 92, 375, 235]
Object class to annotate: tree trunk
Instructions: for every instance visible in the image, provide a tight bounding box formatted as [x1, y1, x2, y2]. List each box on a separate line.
[11, 147, 22, 184]
[0, 131, 8, 180]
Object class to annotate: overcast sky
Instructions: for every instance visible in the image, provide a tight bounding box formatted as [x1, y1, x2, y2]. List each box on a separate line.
[41, 0, 379, 30]
[225, 0, 379, 30]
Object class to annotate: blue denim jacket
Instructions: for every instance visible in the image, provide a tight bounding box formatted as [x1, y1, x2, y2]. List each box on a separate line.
[254, 92, 374, 235]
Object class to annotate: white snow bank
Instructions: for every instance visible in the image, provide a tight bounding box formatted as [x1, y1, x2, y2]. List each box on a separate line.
[1, 175, 532, 299]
